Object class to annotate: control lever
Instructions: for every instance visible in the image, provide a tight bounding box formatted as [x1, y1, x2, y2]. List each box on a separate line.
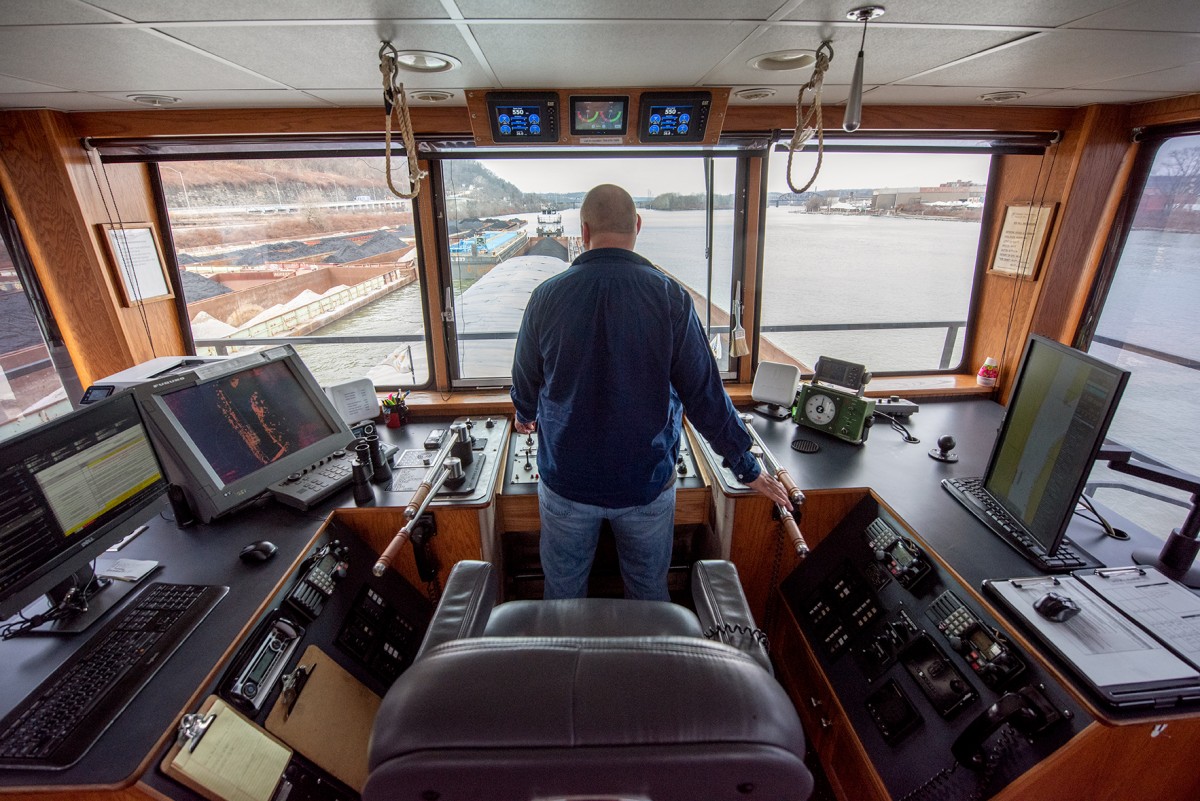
[740, 413, 806, 508]
[404, 422, 469, 520]
[374, 457, 454, 576]
[741, 414, 809, 557]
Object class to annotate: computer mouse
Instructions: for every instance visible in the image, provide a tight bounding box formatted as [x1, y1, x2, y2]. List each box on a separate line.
[239, 540, 278, 564]
[1034, 591, 1080, 622]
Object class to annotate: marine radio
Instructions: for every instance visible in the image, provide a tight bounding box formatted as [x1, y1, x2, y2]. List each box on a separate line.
[793, 356, 876, 444]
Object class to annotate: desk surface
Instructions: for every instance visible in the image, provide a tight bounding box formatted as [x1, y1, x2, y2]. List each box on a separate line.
[0, 400, 1176, 794]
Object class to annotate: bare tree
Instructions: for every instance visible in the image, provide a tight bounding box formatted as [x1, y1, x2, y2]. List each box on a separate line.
[1150, 146, 1200, 223]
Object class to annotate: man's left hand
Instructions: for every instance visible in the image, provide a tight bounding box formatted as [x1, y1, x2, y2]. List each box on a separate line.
[514, 417, 537, 434]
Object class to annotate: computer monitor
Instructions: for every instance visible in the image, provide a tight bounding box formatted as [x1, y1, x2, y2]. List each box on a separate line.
[0, 391, 168, 628]
[984, 334, 1130, 556]
[133, 345, 353, 523]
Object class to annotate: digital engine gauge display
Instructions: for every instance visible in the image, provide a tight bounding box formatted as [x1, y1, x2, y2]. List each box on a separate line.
[638, 91, 711, 143]
[484, 92, 559, 143]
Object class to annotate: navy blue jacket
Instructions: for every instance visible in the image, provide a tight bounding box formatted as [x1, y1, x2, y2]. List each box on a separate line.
[511, 247, 760, 507]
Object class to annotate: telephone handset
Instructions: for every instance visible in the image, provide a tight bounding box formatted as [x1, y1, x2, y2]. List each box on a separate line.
[951, 685, 1061, 769]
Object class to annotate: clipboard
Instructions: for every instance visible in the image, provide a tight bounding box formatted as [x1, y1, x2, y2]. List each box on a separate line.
[264, 645, 381, 792]
[162, 695, 292, 801]
[985, 572, 1200, 709]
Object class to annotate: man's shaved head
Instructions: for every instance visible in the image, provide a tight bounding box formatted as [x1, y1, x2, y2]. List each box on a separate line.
[580, 184, 638, 236]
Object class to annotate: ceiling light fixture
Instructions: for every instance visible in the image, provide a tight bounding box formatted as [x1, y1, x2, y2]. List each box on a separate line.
[749, 50, 817, 71]
[733, 87, 778, 101]
[979, 91, 1027, 103]
[392, 50, 460, 73]
[127, 94, 180, 108]
[409, 90, 454, 102]
[843, 5, 885, 133]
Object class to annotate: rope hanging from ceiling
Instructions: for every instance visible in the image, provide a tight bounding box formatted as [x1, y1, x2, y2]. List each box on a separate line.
[784, 40, 834, 195]
[379, 42, 427, 200]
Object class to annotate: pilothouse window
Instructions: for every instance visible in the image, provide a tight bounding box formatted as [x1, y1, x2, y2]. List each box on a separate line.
[439, 156, 741, 385]
[158, 157, 431, 390]
[761, 148, 992, 373]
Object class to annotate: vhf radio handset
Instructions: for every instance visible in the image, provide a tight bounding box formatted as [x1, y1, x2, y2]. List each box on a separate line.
[285, 540, 349, 620]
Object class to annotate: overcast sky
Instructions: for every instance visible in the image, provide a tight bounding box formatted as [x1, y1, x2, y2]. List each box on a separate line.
[478, 151, 991, 197]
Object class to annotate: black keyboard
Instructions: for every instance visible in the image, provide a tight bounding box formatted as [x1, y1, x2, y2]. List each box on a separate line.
[942, 477, 1102, 573]
[0, 582, 227, 770]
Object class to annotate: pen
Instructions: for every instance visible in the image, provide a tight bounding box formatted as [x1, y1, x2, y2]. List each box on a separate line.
[108, 524, 149, 552]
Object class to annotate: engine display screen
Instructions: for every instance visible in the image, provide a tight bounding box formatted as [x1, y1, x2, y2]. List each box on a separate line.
[645, 104, 693, 138]
[570, 96, 628, 135]
[637, 92, 711, 143]
[485, 92, 559, 143]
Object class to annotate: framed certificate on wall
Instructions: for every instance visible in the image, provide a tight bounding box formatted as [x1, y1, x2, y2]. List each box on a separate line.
[100, 222, 173, 305]
[989, 203, 1056, 279]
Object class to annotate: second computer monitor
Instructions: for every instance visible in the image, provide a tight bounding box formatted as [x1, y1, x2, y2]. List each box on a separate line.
[984, 335, 1130, 556]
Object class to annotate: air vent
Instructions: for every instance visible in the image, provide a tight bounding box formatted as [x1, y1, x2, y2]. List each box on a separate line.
[733, 88, 778, 101]
[410, 90, 454, 103]
[978, 91, 1026, 103]
[127, 94, 180, 108]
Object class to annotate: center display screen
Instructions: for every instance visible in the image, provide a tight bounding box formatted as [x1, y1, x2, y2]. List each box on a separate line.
[570, 96, 628, 135]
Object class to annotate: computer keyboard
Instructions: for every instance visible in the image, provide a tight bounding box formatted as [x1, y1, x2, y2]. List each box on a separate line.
[0, 582, 227, 770]
[943, 477, 1102, 573]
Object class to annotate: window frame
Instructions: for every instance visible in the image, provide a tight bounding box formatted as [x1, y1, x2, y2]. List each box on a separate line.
[426, 147, 758, 390]
[756, 133, 1034, 376]
[111, 143, 440, 391]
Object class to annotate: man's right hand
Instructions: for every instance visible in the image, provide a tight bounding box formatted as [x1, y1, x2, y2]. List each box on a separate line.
[747, 471, 792, 508]
[514, 417, 537, 435]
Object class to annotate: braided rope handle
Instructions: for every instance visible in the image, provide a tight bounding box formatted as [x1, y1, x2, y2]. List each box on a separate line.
[785, 41, 834, 195]
[379, 43, 428, 200]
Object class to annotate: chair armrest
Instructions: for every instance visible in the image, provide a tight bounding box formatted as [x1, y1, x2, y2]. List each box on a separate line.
[413, 560, 498, 662]
[691, 560, 772, 674]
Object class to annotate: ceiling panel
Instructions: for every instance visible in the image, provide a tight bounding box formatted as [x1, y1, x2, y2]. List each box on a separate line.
[469, 21, 759, 87]
[0, 1, 115, 25]
[707, 25, 1025, 86]
[0, 92, 143, 111]
[82, 0, 449, 22]
[1083, 62, 1200, 93]
[453, 0, 790, 21]
[1007, 88, 1184, 105]
[901, 30, 1200, 89]
[0, 26, 281, 91]
[0, 73, 69, 93]
[784, 0, 1128, 27]
[856, 84, 1058, 105]
[1065, 0, 1200, 33]
[164, 23, 490, 90]
[90, 89, 338, 108]
[306, 88, 468, 107]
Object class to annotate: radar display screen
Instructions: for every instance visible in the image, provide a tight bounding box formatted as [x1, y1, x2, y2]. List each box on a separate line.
[570, 96, 628, 135]
[637, 92, 712, 143]
[485, 92, 559, 143]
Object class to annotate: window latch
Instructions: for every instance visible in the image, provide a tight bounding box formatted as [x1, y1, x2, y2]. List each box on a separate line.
[441, 287, 455, 323]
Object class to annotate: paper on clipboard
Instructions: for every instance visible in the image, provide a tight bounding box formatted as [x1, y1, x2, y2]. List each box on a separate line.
[1075, 566, 1200, 670]
[164, 696, 290, 801]
[323, 377, 379, 425]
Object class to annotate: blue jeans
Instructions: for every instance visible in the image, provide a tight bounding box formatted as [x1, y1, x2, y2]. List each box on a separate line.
[538, 481, 677, 601]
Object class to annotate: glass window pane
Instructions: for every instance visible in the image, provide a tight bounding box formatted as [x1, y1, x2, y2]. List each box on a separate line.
[159, 157, 430, 388]
[441, 156, 739, 383]
[0, 234, 73, 442]
[1085, 134, 1200, 542]
[761, 149, 991, 372]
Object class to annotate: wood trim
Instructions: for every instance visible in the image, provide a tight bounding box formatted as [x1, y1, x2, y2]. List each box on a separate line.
[1028, 104, 1133, 347]
[69, 107, 473, 140]
[1128, 92, 1200, 129]
[0, 111, 135, 385]
[412, 164, 451, 392]
[723, 103, 1074, 134]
